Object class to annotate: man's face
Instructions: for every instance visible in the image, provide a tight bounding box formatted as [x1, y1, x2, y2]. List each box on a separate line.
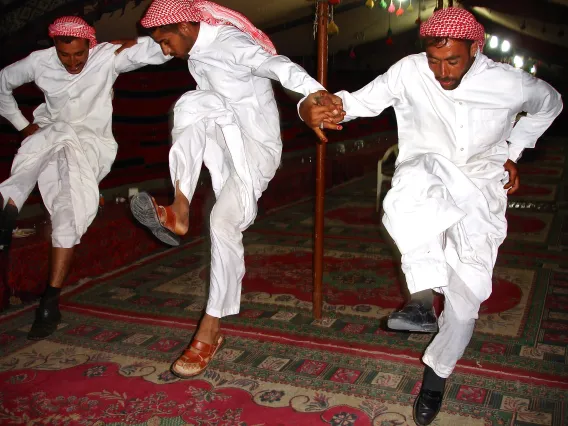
[151, 23, 199, 60]
[55, 38, 90, 75]
[425, 38, 477, 90]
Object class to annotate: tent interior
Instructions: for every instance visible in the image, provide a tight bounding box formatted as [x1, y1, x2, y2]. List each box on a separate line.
[0, 2, 567, 423]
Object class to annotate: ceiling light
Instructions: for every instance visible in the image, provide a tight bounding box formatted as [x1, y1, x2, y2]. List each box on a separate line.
[513, 56, 524, 68]
[530, 65, 536, 74]
[501, 40, 511, 52]
[489, 35, 499, 49]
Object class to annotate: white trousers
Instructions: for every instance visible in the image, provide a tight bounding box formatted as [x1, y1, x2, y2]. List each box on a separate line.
[422, 258, 481, 378]
[1, 147, 81, 248]
[43, 150, 80, 248]
[0, 123, 113, 248]
[404, 235, 487, 378]
[170, 91, 262, 318]
[383, 153, 508, 378]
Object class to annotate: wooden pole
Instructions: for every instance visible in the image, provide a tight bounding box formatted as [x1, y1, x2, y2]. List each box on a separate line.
[313, 0, 328, 320]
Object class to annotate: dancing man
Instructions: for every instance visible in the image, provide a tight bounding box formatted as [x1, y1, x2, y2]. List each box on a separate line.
[299, 8, 562, 425]
[0, 16, 171, 340]
[130, 0, 342, 378]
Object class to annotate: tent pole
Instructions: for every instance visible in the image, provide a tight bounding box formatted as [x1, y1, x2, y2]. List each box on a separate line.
[313, 0, 329, 320]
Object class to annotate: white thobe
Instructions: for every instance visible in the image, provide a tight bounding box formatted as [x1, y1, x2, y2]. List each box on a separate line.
[0, 38, 170, 247]
[332, 52, 563, 377]
[169, 22, 324, 317]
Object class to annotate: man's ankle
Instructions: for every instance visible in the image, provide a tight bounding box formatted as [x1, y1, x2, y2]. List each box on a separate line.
[422, 366, 446, 392]
[40, 286, 62, 310]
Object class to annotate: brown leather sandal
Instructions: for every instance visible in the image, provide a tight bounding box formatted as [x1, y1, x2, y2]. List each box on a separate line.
[130, 191, 181, 246]
[152, 197, 188, 237]
[170, 335, 225, 379]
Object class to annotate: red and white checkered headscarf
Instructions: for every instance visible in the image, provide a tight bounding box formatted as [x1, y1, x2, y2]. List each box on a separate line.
[48, 16, 97, 48]
[420, 7, 485, 51]
[141, 0, 276, 55]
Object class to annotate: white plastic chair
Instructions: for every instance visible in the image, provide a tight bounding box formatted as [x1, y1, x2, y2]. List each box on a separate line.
[376, 144, 399, 212]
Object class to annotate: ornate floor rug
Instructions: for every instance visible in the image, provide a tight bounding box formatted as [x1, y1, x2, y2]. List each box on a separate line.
[0, 138, 566, 425]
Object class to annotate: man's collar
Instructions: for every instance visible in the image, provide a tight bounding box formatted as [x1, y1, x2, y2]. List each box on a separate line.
[189, 22, 217, 55]
[460, 51, 486, 83]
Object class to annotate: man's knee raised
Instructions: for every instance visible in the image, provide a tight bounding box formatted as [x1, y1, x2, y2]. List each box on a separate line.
[209, 208, 239, 237]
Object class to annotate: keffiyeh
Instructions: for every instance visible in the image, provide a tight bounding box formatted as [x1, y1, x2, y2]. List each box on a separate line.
[141, 0, 277, 55]
[420, 7, 485, 51]
[48, 16, 97, 48]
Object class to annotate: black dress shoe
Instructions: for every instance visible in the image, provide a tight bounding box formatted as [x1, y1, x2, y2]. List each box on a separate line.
[387, 302, 438, 332]
[0, 201, 18, 252]
[413, 388, 443, 425]
[28, 306, 62, 340]
[0, 227, 13, 251]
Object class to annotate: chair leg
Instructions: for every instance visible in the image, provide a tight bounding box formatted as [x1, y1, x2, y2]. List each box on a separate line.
[377, 144, 398, 213]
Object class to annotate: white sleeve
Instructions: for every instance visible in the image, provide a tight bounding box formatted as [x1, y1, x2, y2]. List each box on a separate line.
[227, 31, 325, 96]
[113, 37, 172, 74]
[507, 143, 525, 163]
[0, 54, 36, 131]
[296, 59, 404, 123]
[507, 71, 563, 162]
[333, 60, 404, 122]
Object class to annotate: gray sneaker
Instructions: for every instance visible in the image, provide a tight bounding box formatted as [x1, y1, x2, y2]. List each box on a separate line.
[387, 302, 438, 333]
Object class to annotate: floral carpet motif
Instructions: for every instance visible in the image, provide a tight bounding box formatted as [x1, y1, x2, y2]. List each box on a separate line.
[1, 316, 566, 425]
[57, 233, 565, 380]
[0, 139, 567, 425]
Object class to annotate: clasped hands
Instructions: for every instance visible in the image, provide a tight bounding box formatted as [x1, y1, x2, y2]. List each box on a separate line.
[299, 90, 346, 143]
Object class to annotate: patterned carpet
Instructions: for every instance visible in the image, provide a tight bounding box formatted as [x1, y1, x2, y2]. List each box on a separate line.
[0, 138, 567, 425]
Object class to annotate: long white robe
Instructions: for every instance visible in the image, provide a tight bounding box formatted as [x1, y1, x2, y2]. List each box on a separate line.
[171, 92, 256, 226]
[333, 52, 562, 295]
[0, 38, 170, 246]
[385, 154, 507, 301]
[170, 91, 255, 317]
[168, 22, 325, 317]
[183, 22, 325, 199]
[330, 52, 562, 377]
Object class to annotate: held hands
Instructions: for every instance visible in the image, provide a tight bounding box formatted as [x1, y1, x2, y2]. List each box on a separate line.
[299, 90, 346, 143]
[110, 39, 138, 55]
[503, 159, 520, 194]
[20, 123, 39, 139]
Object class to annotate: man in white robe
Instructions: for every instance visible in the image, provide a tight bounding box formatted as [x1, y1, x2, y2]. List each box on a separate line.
[129, 0, 343, 379]
[299, 8, 562, 425]
[0, 16, 171, 340]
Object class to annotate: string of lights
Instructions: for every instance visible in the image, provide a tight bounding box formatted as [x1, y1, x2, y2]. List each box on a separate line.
[484, 33, 537, 75]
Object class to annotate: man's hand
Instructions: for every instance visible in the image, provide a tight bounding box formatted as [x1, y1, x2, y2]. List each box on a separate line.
[299, 90, 346, 143]
[110, 39, 138, 55]
[21, 123, 39, 139]
[503, 159, 520, 194]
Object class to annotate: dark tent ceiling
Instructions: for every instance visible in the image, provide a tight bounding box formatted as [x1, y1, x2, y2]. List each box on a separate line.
[1, 0, 566, 69]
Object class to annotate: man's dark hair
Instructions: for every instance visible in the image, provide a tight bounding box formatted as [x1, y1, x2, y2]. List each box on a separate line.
[155, 23, 181, 33]
[53, 35, 86, 44]
[422, 36, 474, 50]
[147, 21, 199, 34]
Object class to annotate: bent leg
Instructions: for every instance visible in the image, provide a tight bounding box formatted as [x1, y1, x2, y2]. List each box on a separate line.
[387, 233, 446, 332]
[422, 268, 482, 378]
[131, 91, 236, 245]
[171, 175, 256, 379]
[29, 150, 81, 340]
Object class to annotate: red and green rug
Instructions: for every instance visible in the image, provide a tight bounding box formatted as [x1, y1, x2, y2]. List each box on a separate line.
[0, 138, 566, 425]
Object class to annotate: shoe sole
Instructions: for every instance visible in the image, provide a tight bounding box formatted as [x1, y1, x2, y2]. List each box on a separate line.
[27, 319, 61, 341]
[387, 318, 438, 333]
[130, 192, 180, 247]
